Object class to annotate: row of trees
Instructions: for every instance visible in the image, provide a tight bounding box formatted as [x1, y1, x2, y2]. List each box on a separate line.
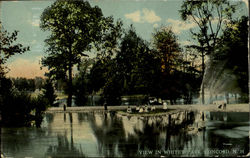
[41, 0, 247, 106]
[39, 0, 248, 107]
[85, 26, 202, 105]
[39, 0, 202, 107]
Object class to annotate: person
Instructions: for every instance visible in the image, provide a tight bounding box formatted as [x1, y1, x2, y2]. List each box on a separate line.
[163, 101, 167, 110]
[63, 104, 66, 111]
[223, 97, 227, 110]
[127, 106, 132, 113]
[103, 100, 108, 110]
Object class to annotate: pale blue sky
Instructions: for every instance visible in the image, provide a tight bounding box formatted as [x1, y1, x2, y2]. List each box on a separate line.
[0, 0, 247, 78]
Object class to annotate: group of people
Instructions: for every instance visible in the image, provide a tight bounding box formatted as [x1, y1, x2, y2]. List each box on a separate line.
[126, 104, 156, 113]
[126, 99, 169, 113]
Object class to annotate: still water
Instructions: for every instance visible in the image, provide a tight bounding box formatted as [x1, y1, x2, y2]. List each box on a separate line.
[1, 111, 249, 157]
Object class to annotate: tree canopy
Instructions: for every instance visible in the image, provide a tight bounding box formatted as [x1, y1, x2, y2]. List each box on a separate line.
[0, 22, 29, 77]
[40, 0, 119, 106]
[179, 0, 238, 104]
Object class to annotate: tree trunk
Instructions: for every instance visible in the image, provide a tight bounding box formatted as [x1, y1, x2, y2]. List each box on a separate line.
[201, 52, 205, 105]
[67, 63, 73, 107]
[248, 0, 250, 105]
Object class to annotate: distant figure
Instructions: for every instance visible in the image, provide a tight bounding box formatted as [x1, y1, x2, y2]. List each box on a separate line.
[136, 105, 140, 111]
[63, 104, 66, 111]
[150, 105, 156, 111]
[103, 101, 108, 110]
[127, 106, 132, 113]
[163, 102, 167, 110]
[213, 100, 226, 110]
[139, 107, 144, 113]
[144, 105, 148, 112]
[158, 98, 162, 104]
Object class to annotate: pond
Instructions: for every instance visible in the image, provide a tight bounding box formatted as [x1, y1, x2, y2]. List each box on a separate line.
[1, 111, 249, 157]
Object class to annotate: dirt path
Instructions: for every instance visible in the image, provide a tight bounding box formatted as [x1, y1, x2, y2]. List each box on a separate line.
[46, 104, 249, 113]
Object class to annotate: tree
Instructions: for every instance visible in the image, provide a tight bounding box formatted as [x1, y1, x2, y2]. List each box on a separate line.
[88, 26, 159, 105]
[42, 79, 57, 106]
[40, 0, 116, 107]
[0, 22, 30, 126]
[152, 26, 183, 104]
[116, 26, 160, 96]
[180, 48, 202, 104]
[179, 0, 238, 104]
[153, 26, 182, 75]
[204, 16, 248, 102]
[12, 78, 36, 92]
[0, 22, 29, 77]
[73, 58, 93, 106]
[34, 77, 44, 90]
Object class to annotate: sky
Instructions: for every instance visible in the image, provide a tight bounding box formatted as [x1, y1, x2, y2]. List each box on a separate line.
[0, 0, 248, 78]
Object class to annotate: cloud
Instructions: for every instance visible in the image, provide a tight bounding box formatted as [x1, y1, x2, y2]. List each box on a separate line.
[125, 8, 161, 23]
[142, 8, 161, 23]
[125, 10, 141, 23]
[7, 58, 48, 78]
[166, 18, 196, 34]
[153, 23, 159, 28]
[179, 40, 192, 46]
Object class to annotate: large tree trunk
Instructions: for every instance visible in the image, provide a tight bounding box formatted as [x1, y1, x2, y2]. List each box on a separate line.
[248, 0, 250, 105]
[201, 52, 205, 105]
[67, 63, 73, 107]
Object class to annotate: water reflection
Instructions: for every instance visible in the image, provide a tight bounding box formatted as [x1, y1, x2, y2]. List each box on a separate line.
[1, 111, 249, 157]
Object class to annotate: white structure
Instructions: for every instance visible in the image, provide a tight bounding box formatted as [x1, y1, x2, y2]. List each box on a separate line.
[163, 102, 168, 110]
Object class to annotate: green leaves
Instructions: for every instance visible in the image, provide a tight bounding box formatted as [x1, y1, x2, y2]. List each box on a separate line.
[0, 22, 30, 77]
[152, 26, 181, 73]
[40, 0, 120, 106]
[179, 0, 237, 55]
[40, 0, 116, 78]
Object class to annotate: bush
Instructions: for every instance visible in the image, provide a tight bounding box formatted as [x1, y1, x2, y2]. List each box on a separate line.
[0, 77, 49, 127]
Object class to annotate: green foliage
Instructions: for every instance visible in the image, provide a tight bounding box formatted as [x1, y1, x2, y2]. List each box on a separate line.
[88, 26, 161, 105]
[40, 0, 120, 107]
[211, 16, 248, 101]
[152, 26, 182, 73]
[0, 77, 49, 127]
[152, 27, 188, 103]
[73, 59, 93, 106]
[12, 77, 36, 92]
[34, 77, 45, 90]
[179, 0, 239, 104]
[179, 0, 237, 54]
[117, 26, 158, 95]
[42, 79, 57, 106]
[87, 25, 201, 105]
[31, 94, 49, 127]
[0, 22, 30, 77]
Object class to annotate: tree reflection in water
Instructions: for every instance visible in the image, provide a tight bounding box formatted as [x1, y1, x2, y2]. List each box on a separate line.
[45, 113, 85, 158]
[1, 111, 248, 157]
[77, 111, 200, 157]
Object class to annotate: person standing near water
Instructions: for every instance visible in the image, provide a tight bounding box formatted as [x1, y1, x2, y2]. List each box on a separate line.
[63, 104, 66, 111]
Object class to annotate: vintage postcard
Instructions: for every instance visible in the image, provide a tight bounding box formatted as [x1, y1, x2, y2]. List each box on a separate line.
[0, 0, 249, 157]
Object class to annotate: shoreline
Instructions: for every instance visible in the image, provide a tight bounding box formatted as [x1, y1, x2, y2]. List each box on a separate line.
[46, 104, 249, 113]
